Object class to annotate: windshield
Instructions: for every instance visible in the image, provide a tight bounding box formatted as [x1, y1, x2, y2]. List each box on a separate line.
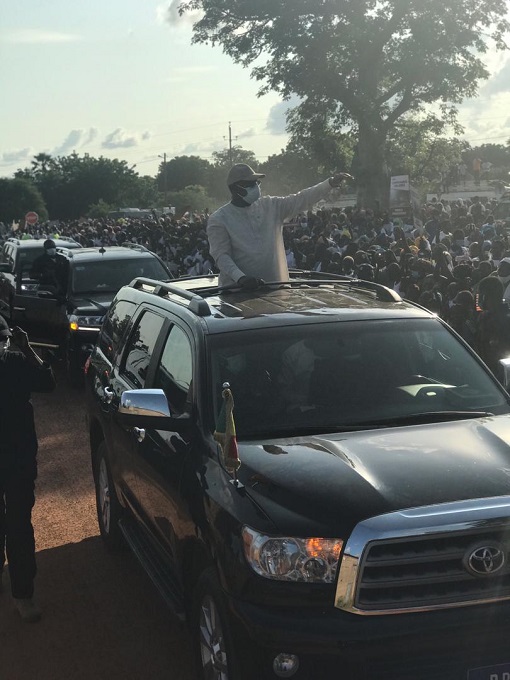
[71, 257, 168, 294]
[208, 318, 510, 438]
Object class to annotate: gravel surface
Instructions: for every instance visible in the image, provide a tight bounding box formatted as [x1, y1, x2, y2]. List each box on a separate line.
[0, 368, 194, 680]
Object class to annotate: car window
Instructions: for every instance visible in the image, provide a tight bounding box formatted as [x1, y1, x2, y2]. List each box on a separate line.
[71, 257, 168, 294]
[208, 318, 510, 437]
[154, 325, 193, 412]
[122, 310, 165, 389]
[99, 300, 136, 362]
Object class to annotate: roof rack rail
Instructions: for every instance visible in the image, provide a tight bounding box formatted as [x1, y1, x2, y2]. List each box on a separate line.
[122, 242, 149, 253]
[56, 246, 74, 257]
[130, 277, 211, 316]
[288, 270, 401, 303]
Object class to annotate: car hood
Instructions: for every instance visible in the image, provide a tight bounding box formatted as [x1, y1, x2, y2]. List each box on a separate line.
[68, 292, 115, 316]
[237, 415, 510, 537]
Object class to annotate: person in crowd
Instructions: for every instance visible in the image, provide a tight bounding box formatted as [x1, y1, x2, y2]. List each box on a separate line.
[30, 239, 60, 291]
[206, 163, 353, 288]
[495, 258, 510, 302]
[0, 320, 56, 622]
[448, 290, 477, 348]
[477, 276, 510, 375]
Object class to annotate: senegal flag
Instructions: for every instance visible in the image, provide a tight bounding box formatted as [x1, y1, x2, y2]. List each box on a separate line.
[214, 385, 241, 473]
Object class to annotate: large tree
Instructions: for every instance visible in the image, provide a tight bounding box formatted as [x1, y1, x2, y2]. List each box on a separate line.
[15, 153, 143, 219]
[178, 0, 508, 209]
[0, 178, 48, 224]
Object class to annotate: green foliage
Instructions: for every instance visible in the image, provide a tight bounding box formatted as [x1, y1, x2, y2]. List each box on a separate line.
[179, 0, 509, 208]
[158, 155, 212, 192]
[0, 177, 48, 223]
[14, 153, 145, 219]
[87, 199, 114, 219]
[167, 185, 216, 216]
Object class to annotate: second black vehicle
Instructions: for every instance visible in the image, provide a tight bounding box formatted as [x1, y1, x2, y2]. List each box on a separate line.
[1, 242, 170, 384]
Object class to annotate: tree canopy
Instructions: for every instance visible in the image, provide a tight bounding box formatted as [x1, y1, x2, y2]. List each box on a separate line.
[15, 153, 156, 220]
[0, 178, 48, 224]
[179, 0, 509, 208]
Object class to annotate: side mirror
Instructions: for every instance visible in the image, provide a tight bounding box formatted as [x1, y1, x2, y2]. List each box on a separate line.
[118, 388, 190, 431]
[499, 358, 510, 391]
[0, 263, 12, 274]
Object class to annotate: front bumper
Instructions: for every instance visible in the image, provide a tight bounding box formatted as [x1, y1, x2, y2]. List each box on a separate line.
[226, 593, 510, 679]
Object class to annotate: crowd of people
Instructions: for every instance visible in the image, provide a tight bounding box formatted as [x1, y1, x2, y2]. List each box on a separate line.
[2, 189, 510, 371]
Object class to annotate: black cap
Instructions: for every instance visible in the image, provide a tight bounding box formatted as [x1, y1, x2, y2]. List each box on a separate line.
[44, 239, 56, 249]
[0, 316, 12, 338]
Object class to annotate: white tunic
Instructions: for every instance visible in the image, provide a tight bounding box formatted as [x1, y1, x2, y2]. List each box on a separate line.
[207, 180, 333, 286]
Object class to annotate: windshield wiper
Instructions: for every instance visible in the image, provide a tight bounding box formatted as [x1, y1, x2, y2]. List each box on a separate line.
[239, 412, 495, 439]
[349, 411, 494, 428]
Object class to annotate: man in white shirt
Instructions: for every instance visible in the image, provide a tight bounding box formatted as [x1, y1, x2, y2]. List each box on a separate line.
[207, 163, 352, 288]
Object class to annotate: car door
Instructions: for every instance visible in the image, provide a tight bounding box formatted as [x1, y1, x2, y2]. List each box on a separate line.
[0, 243, 15, 319]
[132, 321, 196, 560]
[108, 307, 168, 515]
[11, 253, 68, 346]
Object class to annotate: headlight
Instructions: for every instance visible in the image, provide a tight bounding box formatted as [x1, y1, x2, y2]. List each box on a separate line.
[68, 314, 104, 331]
[242, 526, 343, 583]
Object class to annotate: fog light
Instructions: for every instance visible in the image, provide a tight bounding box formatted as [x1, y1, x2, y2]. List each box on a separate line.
[273, 653, 299, 678]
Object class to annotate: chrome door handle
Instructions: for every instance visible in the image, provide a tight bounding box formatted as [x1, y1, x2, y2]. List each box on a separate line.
[103, 386, 114, 404]
[133, 427, 146, 443]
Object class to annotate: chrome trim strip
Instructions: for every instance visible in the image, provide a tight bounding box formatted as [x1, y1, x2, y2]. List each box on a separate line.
[335, 495, 510, 615]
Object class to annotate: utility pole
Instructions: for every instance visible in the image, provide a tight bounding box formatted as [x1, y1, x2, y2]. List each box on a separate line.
[228, 122, 233, 165]
[158, 153, 168, 207]
[224, 122, 237, 165]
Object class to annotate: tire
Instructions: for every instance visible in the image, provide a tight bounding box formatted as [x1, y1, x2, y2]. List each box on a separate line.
[191, 568, 256, 680]
[94, 441, 125, 551]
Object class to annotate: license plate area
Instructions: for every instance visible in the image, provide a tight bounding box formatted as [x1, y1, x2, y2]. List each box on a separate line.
[468, 662, 510, 679]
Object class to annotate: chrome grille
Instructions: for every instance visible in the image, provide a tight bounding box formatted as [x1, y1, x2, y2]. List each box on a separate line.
[357, 530, 510, 610]
[335, 496, 510, 615]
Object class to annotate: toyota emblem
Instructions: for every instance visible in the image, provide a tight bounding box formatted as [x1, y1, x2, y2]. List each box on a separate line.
[464, 543, 505, 577]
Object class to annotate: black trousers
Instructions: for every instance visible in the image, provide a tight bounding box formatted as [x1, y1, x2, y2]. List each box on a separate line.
[0, 464, 37, 599]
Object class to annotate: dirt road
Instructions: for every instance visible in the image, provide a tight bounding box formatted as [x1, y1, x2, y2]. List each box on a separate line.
[0, 368, 194, 680]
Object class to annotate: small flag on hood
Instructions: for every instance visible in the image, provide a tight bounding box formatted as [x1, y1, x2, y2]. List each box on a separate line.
[214, 383, 240, 473]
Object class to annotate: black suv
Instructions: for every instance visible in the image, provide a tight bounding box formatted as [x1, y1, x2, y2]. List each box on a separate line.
[86, 273, 510, 680]
[0, 240, 170, 383]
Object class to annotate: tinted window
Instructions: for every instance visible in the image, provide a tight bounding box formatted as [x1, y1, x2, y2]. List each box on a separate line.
[122, 311, 164, 389]
[99, 300, 136, 361]
[154, 326, 193, 412]
[209, 318, 510, 437]
[72, 257, 168, 294]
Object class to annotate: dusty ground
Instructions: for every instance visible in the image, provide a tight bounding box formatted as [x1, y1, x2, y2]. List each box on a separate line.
[0, 367, 194, 680]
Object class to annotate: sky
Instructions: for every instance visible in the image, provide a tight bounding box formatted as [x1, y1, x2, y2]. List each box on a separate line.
[1, 0, 510, 180]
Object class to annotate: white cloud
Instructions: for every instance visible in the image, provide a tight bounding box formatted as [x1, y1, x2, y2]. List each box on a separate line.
[157, 0, 202, 26]
[172, 65, 217, 74]
[266, 97, 300, 135]
[0, 148, 32, 166]
[3, 29, 82, 44]
[101, 128, 151, 149]
[51, 128, 99, 155]
[237, 128, 256, 140]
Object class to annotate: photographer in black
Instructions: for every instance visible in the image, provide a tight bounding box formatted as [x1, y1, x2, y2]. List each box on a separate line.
[0, 319, 55, 622]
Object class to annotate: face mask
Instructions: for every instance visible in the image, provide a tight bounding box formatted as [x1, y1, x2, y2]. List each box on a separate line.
[242, 184, 261, 205]
[46, 248, 56, 257]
